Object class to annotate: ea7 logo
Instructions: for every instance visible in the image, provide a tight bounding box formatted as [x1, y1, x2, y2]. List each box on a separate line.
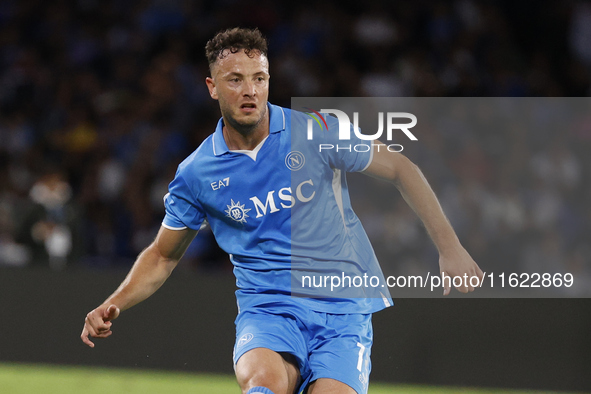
[211, 177, 230, 190]
[307, 109, 418, 141]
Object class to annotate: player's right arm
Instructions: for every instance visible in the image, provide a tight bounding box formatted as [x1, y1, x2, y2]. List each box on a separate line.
[81, 226, 197, 348]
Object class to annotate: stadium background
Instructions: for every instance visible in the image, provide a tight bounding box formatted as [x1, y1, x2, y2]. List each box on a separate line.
[0, 0, 590, 392]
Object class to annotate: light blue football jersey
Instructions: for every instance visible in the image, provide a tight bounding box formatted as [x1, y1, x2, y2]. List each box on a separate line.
[163, 103, 392, 314]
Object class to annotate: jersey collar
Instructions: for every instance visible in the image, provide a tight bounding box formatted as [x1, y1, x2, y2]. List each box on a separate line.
[212, 102, 285, 156]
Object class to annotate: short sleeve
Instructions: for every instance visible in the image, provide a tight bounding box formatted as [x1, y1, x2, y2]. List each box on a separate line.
[162, 170, 205, 231]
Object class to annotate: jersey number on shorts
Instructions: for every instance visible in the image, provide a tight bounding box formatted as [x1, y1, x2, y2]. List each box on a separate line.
[356, 342, 366, 372]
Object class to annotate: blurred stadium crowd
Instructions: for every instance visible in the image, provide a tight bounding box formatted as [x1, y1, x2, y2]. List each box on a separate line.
[0, 0, 590, 292]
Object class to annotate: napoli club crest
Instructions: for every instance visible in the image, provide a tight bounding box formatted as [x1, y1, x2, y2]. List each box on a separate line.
[285, 151, 305, 171]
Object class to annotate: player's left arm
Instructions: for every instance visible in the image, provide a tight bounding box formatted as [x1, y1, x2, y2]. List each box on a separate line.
[363, 144, 483, 295]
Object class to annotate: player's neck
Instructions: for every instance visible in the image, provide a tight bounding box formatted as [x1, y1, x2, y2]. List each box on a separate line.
[222, 114, 269, 151]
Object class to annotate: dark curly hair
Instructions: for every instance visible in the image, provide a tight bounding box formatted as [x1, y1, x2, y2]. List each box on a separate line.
[205, 27, 268, 72]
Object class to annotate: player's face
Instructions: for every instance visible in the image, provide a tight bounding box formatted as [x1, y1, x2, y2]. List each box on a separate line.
[206, 50, 270, 133]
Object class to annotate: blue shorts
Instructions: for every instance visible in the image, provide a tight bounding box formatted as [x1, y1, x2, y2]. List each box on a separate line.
[233, 301, 373, 394]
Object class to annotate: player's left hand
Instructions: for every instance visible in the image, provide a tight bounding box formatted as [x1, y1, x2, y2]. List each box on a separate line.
[81, 304, 120, 348]
[439, 245, 483, 296]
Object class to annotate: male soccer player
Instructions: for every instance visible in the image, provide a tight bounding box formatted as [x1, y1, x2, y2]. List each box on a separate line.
[81, 28, 483, 394]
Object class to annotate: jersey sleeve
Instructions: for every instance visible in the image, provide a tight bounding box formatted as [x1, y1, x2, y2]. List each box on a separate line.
[162, 169, 206, 231]
[324, 117, 374, 172]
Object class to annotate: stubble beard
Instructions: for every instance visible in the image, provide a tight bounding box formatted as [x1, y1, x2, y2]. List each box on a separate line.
[222, 104, 267, 138]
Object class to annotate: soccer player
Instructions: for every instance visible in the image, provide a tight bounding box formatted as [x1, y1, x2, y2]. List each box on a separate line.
[81, 28, 483, 394]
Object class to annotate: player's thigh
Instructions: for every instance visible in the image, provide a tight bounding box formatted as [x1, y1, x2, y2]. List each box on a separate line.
[306, 313, 373, 394]
[306, 377, 357, 394]
[233, 308, 307, 393]
[236, 348, 300, 394]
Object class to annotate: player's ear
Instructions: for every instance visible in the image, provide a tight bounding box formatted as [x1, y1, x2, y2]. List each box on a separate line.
[206, 77, 218, 100]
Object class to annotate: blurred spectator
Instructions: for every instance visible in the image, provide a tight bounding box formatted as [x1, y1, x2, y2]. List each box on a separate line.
[15, 170, 81, 270]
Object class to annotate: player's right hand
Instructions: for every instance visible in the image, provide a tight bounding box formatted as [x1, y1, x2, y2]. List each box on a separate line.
[81, 304, 120, 348]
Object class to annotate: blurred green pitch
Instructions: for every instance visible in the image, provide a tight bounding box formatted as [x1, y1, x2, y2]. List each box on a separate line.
[0, 363, 570, 394]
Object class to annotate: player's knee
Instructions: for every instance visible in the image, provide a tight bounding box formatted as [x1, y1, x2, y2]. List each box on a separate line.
[236, 367, 289, 394]
[236, 348, 298, 394]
